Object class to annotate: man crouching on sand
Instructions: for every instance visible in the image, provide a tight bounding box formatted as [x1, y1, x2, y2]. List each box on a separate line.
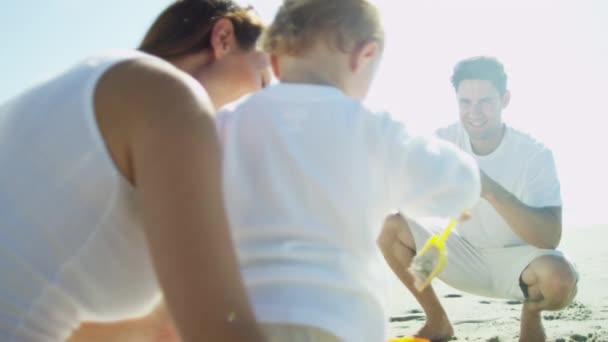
[378, 56, 578, 342]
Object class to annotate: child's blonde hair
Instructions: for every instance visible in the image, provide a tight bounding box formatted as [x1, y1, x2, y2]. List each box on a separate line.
[263, 0, 384, 56]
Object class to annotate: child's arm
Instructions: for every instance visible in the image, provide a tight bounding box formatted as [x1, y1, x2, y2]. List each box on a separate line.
[382, 121, 481, 219]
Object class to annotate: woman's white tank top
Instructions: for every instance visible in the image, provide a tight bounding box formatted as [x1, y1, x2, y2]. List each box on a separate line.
[0, 50, 161, 341]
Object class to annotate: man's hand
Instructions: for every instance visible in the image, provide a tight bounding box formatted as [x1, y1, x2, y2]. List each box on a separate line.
[477, 170, 561, 249]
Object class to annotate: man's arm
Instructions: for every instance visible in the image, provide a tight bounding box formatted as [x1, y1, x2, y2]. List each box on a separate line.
[481, 170, 562, 249]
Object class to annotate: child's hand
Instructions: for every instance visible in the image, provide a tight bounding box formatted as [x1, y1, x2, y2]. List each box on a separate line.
[458, 211, 470, 223]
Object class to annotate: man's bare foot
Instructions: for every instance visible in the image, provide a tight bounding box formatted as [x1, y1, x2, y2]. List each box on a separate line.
[519, 304, 546, 342]
[416, 315, 454, 342]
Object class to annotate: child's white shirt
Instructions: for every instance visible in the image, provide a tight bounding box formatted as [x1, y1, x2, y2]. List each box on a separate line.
[216, 83, 480, 342]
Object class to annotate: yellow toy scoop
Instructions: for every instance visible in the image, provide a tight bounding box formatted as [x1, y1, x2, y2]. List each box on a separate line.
[408, 213, 468, 292]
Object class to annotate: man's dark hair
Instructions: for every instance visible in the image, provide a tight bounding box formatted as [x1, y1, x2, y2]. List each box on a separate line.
[451, 56, 508, 95]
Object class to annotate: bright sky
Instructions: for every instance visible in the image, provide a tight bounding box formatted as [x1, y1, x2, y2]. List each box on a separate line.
[1, 0, 606, 225]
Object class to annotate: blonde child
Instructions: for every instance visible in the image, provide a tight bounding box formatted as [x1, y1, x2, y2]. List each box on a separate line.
[216, 1, 481, 341]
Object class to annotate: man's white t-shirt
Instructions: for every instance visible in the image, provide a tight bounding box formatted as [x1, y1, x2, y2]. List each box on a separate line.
[216, 83, 480, 342]
[437, 123, 562, 248]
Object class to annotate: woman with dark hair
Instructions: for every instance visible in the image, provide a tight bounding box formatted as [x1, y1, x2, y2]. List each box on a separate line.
[0, 1, 269, 341]
[139, 0, 270, 108]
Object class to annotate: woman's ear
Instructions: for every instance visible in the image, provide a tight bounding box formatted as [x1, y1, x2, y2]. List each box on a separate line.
[270, 54, 280, 79]
[210, 18, 237, 59]
[349, 40, 380, 73]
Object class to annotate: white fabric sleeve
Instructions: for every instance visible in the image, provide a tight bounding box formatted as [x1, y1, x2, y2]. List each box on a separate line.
[522, 149, 562, 207]
[434, 126, 453, 141]
[381, 118, 481, 219]
[435, 123, 462, 144]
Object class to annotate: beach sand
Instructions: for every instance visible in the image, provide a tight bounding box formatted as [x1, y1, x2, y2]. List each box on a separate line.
[386, 224, 608, 342]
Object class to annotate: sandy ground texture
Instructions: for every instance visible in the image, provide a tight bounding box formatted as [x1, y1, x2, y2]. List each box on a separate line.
[386, 224, 608, 342]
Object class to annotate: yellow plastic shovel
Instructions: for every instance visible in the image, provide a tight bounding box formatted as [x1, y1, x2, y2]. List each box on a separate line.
[408, 212, 468, 292]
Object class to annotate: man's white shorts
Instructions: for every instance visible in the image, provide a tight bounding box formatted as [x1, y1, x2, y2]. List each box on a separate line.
[407, 219, 573, 301]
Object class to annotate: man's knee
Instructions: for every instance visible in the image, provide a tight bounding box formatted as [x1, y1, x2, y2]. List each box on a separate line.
[527, 255, 578, 310]
[377, 214, 417, 267]
[377, 214, 414, 251]
[545, 268, 577, 310]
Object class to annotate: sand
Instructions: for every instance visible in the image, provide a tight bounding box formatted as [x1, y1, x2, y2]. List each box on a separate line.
[386, 224, 608, 342]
